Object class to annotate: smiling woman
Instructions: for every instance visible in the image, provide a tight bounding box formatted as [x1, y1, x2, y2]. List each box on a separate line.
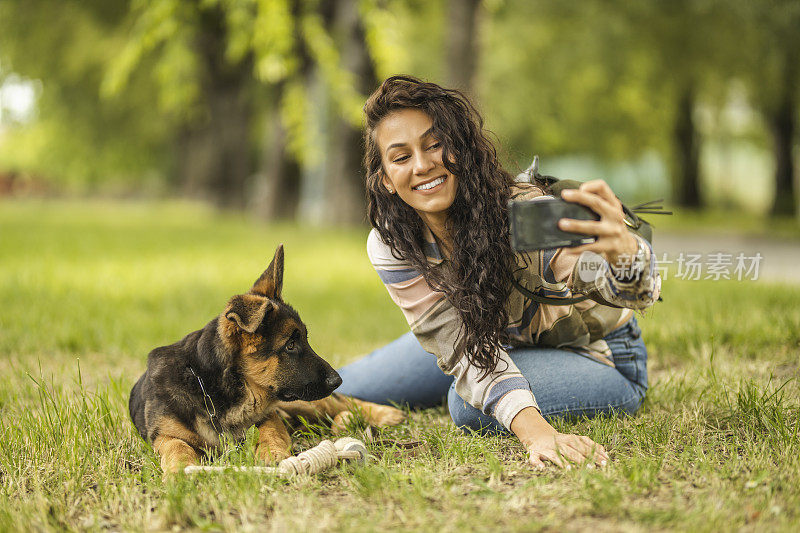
[375, 108, 458, 237]
[336, 75, 661, 470]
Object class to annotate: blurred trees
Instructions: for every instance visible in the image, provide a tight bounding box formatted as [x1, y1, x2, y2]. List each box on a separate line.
[322, 0, 378, 224]
[615, 0, 742, 208]
[482, 1, 670, 165]
[481, 0, 797, 215]
[102, 0, 382, 216]
[0, 0, 797, 218]
[0, 0, 172, 187]
[445, 0, 481, 93]
[733, 0, 799, 216]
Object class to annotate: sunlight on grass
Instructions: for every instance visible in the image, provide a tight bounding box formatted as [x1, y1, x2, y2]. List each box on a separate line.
[653, 206, 800, 239]
[1, 199, 798, 531]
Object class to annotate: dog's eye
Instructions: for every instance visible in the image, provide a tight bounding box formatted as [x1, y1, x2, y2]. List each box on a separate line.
[285, 340, 298, 353]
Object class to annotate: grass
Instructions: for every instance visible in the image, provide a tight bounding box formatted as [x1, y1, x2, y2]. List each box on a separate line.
[1, 198, 799, 532]
[649, 206, 800, 240]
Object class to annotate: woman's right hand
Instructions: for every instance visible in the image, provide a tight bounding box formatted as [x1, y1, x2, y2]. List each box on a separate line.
[525, 431, 609, 470]
[511, 406, 609, 470]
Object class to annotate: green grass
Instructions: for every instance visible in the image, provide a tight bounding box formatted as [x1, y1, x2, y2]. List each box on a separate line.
[651, 206, 800, 240]
[1, 198, 799, 532]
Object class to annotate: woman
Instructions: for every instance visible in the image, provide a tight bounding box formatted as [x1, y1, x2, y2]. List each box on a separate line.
[338, 76, 660, 469]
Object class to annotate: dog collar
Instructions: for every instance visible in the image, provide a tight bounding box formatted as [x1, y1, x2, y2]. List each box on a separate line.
[189, 366, 220, 433]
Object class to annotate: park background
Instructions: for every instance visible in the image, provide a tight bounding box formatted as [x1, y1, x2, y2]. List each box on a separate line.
[1, 0, 799, 531]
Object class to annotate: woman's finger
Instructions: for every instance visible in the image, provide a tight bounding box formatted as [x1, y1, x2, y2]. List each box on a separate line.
[563, 435, 593, 456]
[567, 242, 607, 256]
[539, 449, 566, 469]
[560, 188, 619, 219]
[558, 218, 621, 238]
[528, 454, 547, 471]
[564, 441, 603, 468]
[578, 180, 623, 212]
[568, 439, 600, 468]
[552, 442, 586, 466]
[578, 436, 609, 463]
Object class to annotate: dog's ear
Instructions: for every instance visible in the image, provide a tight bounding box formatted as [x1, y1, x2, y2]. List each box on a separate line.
[250, 244, 284, 299]
[224, 294, 274, 333]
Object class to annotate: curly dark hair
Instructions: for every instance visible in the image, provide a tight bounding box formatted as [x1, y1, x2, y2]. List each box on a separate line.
[364, 75, 527, 379]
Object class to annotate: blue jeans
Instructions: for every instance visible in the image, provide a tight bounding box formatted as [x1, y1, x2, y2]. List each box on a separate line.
[337, 317, 648, 435]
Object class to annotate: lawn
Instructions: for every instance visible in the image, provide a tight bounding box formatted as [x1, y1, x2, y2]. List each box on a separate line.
[1, 199, 799, 532]
[646, 206, 800, 240]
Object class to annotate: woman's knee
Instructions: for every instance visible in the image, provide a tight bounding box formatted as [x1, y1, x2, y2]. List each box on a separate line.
[616, 388, 646, 417]
[542, 390, 646, 422]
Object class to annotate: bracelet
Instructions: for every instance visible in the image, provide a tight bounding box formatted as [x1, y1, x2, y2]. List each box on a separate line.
[609, 236, 647, 282]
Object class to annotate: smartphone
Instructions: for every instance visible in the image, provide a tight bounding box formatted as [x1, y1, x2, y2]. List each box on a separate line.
[509, 197, 600, 251]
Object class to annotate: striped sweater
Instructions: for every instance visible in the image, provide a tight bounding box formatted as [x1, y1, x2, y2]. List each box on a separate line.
[367, 184, 661, 430]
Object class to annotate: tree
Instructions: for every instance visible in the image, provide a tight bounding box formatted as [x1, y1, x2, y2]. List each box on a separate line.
[446, 0, 482, 93]
[480, 1, 672, 167]
[0, 0, 172, 188]
[178, 5, 254, 208]
[480, 0, 744, 210]
[614, 0, 740, 208]
[735, 0, 800, 217]
[320, 0, 378, 224]
[768, 53, 798, 217]
[106, 0, 400, 219]
[104, 0, 259, 208]
[255, 0, 400, 224]
[251, 0, 312, 221]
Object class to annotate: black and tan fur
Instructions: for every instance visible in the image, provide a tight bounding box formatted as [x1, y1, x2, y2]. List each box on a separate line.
[129, 245, 404, 474]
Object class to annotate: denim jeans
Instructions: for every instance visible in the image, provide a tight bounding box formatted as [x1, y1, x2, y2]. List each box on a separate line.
[336, 317, 648, 435]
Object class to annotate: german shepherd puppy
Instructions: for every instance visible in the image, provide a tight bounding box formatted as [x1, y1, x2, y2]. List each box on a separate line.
[129, 245, 404, 474]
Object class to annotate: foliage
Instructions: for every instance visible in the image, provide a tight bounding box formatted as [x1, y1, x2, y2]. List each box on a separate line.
[0, 0, 796, 213]
[0, 0, 174, 187]
[730, 0, 800, 113]
[100, 0, 403, 167]
[479, 0, 746, 167]
[482, 0, 665, 161]
[102, 0, 203, 119]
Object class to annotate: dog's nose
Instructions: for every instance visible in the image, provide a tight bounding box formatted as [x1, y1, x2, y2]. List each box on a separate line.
[326, 372, 343, 391]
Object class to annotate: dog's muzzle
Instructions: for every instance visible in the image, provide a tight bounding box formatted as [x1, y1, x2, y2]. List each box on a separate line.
[278, 370, 342, 402]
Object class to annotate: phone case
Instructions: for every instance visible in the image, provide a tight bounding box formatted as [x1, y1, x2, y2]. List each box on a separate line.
[509, 198, 600, 251]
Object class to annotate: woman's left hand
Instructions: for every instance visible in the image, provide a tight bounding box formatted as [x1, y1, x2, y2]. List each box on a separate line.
[557, 179, 638, 269]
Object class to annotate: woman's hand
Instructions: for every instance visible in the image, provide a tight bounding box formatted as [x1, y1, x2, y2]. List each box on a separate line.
[525, 431, 609, 470]
[510, 407, 609, 470]
[557, 179, 638, 269]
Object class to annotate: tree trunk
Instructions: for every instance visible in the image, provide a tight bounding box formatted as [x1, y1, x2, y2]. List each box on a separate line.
[322, 0, 378, 225]
[673, 86, 701, 207]
[204, 81, 253, 208]
[253, 86, 302, 220]
[253, 0, 311, 221]
[769, 58, 797, 217]
[297, 66, 329, 223]
[446, 0, 481, 92]
[178, 5, 253, 209]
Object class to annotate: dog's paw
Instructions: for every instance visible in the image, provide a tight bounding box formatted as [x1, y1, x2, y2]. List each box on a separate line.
[331, 404, 405, 433]
[160, 458, 198, 480]
[256, 444, 291, 463]
[331, 411, 356, 435]
[364, 404, 406, 428]
[156, 437, 200, 479]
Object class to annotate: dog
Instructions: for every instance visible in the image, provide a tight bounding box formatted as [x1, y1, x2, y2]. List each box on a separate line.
[129, 245, 404, 474]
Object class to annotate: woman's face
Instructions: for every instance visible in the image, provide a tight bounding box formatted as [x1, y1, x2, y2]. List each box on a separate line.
[375, 108, 458, 223]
